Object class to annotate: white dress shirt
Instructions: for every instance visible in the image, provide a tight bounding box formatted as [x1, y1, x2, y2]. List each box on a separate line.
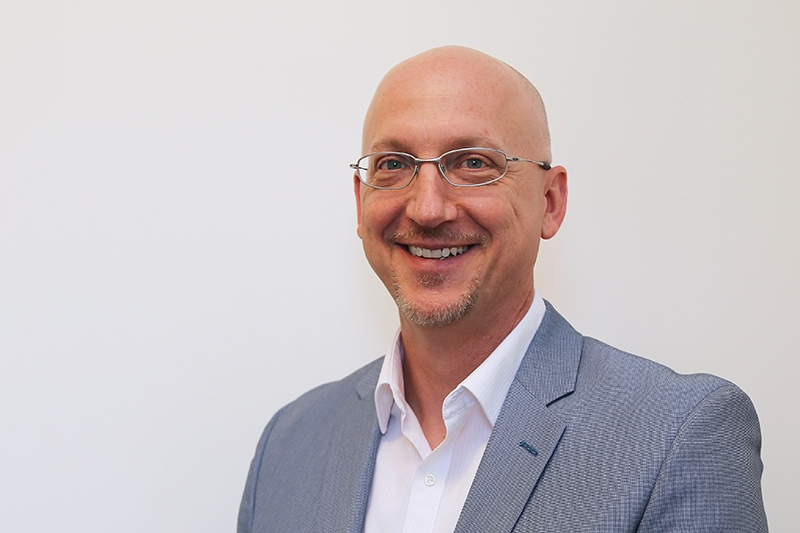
[363, 293, 546, 533]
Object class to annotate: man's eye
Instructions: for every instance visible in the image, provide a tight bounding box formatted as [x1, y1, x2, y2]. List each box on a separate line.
[378, 158, 407, 171]
[456, 156, 491, 170]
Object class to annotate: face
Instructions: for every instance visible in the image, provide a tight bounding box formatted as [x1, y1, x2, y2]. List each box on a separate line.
[355, 50, 567, 328]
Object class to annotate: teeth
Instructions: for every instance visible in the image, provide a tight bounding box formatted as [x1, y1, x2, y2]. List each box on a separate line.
[408, 245, 469, 259]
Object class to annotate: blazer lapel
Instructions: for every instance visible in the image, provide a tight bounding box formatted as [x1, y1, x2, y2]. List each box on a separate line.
[455, 302, 583, 533]
[314, 362, 383, 533]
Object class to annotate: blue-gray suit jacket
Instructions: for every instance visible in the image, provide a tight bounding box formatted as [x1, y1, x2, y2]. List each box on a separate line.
[238, 303, 767, 532]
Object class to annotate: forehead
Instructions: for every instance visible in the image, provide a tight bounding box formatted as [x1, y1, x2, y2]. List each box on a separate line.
[363, 59, 536, 156]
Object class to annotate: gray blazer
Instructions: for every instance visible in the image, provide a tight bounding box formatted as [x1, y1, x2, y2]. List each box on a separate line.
[238, 303, 767, 532]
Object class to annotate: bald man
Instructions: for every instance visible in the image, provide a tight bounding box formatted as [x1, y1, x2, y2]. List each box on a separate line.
[238, 47, 767, 533]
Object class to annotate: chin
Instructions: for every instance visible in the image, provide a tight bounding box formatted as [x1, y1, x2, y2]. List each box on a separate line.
[391, 274, 480, 328]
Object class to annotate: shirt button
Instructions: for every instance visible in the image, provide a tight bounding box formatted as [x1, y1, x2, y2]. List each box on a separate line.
[423, 473, 436, 486]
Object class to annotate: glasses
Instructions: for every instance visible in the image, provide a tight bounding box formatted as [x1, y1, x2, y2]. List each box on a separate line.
[350, 147, 551, 190]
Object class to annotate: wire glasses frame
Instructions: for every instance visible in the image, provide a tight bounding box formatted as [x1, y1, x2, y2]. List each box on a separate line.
[350, 147, 552, 190]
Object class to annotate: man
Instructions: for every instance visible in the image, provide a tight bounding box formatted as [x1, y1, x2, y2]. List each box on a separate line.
[238, 47, 767, 532]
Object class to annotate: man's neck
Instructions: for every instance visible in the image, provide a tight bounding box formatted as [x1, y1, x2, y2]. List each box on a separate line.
[398, 289, 534, 448]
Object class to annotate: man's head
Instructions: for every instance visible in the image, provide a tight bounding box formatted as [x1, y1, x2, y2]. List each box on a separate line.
[354, 46, 567, 329]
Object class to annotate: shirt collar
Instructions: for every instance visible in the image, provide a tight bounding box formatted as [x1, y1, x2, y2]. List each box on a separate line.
[374, 328, 406, 434]
[373, 292, 546, 434]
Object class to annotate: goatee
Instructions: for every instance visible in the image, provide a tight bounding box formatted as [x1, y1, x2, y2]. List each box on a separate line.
[391, 270, 480, 327]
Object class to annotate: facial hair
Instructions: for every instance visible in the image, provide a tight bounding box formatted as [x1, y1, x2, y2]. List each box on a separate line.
[387, 226, 487, 327]
[390, 268, 481, 327]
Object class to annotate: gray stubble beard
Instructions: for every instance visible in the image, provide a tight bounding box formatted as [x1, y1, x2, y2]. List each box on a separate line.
[390, 269, 481, 327]
[386, 227, 487, 327]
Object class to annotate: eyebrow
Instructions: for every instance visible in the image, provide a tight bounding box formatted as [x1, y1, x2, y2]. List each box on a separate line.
[369, 136, 503, 155]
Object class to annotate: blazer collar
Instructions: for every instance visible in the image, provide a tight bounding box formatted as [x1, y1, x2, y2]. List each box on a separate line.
[513, 300, 582, 406]
[455, 301, 583, 533]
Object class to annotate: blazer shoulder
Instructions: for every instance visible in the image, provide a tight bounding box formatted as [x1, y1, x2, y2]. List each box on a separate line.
[511, 332, 766, 531]
[530, 303, 739, 411]
[275, 356, 384, 423]
[579, 336, 737, 404]
[239, 357, 384, 533]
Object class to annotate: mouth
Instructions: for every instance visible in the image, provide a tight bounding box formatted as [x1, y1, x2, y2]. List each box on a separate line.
[407, 245, 471, 259]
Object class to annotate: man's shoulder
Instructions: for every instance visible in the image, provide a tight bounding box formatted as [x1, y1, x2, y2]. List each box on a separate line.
[540, 302, 738, 397]
[579, 336, 736, 401]
[268, 357, 383, 428]
[559, 334, 760, 450]
[491, 312, 766, 532]
[239, 358, 385, 533]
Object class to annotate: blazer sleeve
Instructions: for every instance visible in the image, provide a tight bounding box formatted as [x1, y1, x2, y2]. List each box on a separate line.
[637, 383, 768, 532]
[237, 409, 283, 533]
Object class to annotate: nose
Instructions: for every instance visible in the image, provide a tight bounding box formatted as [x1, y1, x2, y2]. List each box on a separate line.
[405, 161, 458, 227]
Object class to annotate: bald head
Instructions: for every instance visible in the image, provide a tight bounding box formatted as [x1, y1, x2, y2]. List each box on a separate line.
[363, 46, 551, 162]
[354, 46, 568, 332]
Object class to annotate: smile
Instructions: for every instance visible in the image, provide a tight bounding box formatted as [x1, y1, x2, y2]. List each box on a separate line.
[407, 245, 470, 259]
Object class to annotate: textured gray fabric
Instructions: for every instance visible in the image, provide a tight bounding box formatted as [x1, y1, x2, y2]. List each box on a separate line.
[238, 302, 767, 532]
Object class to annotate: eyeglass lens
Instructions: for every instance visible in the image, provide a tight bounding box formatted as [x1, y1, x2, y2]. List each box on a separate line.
[358, 148, 508, 189]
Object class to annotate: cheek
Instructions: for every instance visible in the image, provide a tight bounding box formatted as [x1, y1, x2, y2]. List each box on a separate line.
[469, 194, 530, 235]
[481, 195, 543, 256]
[508, 188, 545, 234]
[360, 194, 405, 239]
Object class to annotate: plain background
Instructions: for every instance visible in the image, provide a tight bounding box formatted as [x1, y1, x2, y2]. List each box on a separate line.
[2, 1, 798, 531]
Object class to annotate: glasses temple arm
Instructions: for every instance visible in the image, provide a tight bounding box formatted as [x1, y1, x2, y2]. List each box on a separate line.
[508, 156, 552, 171]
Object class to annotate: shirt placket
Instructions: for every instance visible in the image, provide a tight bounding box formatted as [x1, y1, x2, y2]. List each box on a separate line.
[400, 388, 475, 533]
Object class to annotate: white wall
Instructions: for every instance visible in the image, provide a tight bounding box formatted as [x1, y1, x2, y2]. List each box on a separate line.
[2, 1, 797, 531]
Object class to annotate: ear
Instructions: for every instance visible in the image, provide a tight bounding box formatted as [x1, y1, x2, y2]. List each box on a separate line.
[354, 173, 364, 239]
[541, 166, 568, 240]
